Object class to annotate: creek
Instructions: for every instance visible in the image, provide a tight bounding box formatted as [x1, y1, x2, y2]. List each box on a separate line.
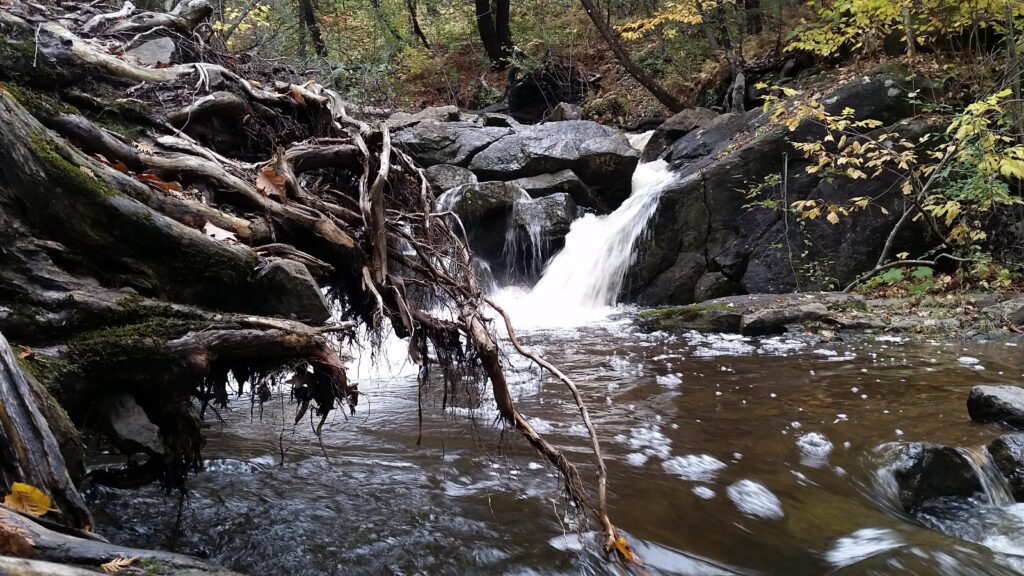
[86, 151, 1024, 576]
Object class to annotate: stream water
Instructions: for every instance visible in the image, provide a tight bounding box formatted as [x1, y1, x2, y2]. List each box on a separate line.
[86, 156, 1024, 575]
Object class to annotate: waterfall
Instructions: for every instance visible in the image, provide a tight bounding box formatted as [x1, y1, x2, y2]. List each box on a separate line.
[503, 215, 545, 282]
[960, 447, 1016, 507]
[493, 159, 677, 326]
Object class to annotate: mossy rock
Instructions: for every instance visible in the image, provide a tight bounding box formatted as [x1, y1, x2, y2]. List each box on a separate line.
[636, 303, 742, 333]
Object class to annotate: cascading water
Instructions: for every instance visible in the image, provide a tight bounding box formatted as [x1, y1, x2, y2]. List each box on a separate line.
[494, 159, 677, 326]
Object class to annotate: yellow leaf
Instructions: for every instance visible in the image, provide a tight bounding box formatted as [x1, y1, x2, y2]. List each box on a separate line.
[100, 556, 138, 573]
[613, 536, 635, 563]
[897, 252, 909, 259]
[826, 210, 840, 224]
[4, 483, 51, 517]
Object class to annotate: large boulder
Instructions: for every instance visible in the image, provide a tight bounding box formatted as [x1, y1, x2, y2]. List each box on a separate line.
[626, 73, 939, 305]
[392, 121, 511, 167]
[386, 105, 461, 130]
[468, 121, 639, 210]
[968, 385, 1024, 429]
[890, 443, 981, 513]
[641, 107, 718, 162]
[424, 164, 477, 195]
[508, 169, 603, 209]
[437, 181, 528, 263]
[254, 260, 331, 325]
[635, 292, 860, 334]
[988, 434, 1024, 501]
[505, 193, 577, 281]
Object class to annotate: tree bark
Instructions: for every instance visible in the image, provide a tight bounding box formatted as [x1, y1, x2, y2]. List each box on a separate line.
[296, 0, 326, 58]
[406, 0, 430, 48]
[475, 0, 507, 69]
[578, 0, 684, 112]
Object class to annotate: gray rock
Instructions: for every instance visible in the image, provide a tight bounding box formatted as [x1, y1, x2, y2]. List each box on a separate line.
[509, 169, 604, 210]
[549, 102, 582, 121]
[988, 434, 1024, 501]
[982, 296, 1024, 326]
[891, 442, 981, 513]
[387, 105, 460, 130]
[392, 121, 511, 167]
[126, 37, 176, 66]
[424, 164, 477, 194]
[438, 181, 528, 222]
[513, 192, 576, 238]
[968, 385, 1024, 429]
[254, 260, 331, 325]
[468, 121, 639, 209]
[641, 107, 718, 162]
[740, 303, 830, 335]
[694, 271, 742, 303]
[95, 394, 163, 456]
[636, 304, 743, 334]
[505, 193, 577, 280]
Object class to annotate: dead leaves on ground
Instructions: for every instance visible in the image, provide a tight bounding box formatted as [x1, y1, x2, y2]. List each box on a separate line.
[4, 483, 52, 517]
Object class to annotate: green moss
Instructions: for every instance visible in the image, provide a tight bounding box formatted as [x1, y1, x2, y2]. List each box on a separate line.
[1, 83, 79, 116]
[637, 302, 733, 321]
[29, 131, 120, 199]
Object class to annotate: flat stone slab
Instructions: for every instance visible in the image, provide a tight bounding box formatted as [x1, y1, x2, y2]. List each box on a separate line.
[968, 385, 1024, 429]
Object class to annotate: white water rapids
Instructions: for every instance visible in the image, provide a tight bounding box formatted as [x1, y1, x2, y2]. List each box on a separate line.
[494, 158, 677, 327]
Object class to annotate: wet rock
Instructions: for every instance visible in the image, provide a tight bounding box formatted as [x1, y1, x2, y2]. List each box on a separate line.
[387, 105, 460, 130]
[254, 260, 331, 325]
[891, 443, 981, 513]
[988, 434, 1024, 501]
[505, 193, 576, 279]
[392, 121, 511, 167]
[437, 181, 528, 262]
[636, 304, 743, 334]
[468, 121, 639, 209]
[95, 394, 163, 456]
[628, 73, 938, 305]
[513, 192, 575, 240]
[740, 303, 830, 335]
[549, 102, 582, 121]
[508, 169, 604, 210]
[641, 107, 718, 162]
[635, 293, 855, 334]
[694, 271, 742, 303]
[423, 164, 477, 194]
[968, 385, 1024, 429]
[126, 37, 176, 66]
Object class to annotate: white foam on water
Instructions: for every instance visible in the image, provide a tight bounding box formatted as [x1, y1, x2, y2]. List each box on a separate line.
[662, 454, 727, 482]
[796, 432, 834, 468]
[490, 160, 677, 328]
[726, 480, 784, 520]
[693, 486, 717, 500]
[825, 528, 904, 567]
[615, 425, 672, 460]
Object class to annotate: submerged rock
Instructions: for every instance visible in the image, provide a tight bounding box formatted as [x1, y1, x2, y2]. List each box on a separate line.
[891, 443, 981, 513]
[987, 434, 1024, 501]
[968, 385, 1024, 429]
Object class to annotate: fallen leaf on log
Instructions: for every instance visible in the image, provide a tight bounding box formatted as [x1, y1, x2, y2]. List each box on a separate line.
[138, 172, 185, 195]
[3, 483, 51, 517]
[79, 166, 98, 179]
[203, 222, 238, 242]
[100, 556, 137, 573]
[16, 345, 33, 359]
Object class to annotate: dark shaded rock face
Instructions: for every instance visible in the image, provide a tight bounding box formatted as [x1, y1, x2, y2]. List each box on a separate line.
[694, 271, 742, 303]
[423, 164, 477, 195]
[988, 435, 1024, 501]
[968, 386, 1024, 429]
[507, 61, 590, 124]
[254, 260, 331, 325]
[640, 107, 719, 163]
[95, 393, 163, 456]
[891, 443, 981, 513]
[506, 193, 576, 281]
[438, 181, 527, 264]
[626, 73, 938, 305]
[392, 121, 511, 167]
[468, 121, 639, 210]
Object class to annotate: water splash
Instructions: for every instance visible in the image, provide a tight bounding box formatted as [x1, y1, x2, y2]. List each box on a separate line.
[959, 446, 1015, 507]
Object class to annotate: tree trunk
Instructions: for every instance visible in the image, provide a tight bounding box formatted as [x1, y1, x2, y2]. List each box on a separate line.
[578, 0, 684, 112]
[297, 0, 326, 58]
[406, 0, 430, 48]
[495, 0, 513, 58]
[475, 0, 506, 69]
